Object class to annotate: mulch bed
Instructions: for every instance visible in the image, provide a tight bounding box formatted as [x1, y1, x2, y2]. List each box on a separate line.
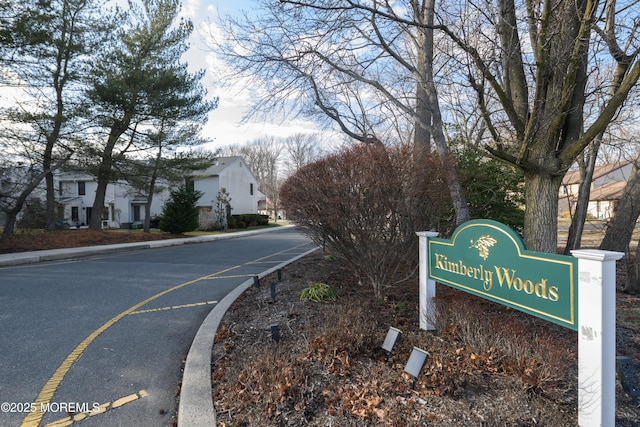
[210, 251, 640, 426]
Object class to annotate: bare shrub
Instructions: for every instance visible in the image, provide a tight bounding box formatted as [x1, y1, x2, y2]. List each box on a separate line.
[434, 288, 577, 397]
[280, 144, 451, 298]
[306, 304, 378, 368]
[213, 347, 310, 417]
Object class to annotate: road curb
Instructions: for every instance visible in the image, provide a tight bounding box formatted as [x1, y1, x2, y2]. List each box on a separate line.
[0, 226, 294, 267]
[177, 246, 320, 427]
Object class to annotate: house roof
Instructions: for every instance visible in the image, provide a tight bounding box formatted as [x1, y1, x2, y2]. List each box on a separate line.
[588, 180, 627, 202]
[562, 161, 631, 185]
[57, 172, 95, 182]
[189, 156, 244, 177]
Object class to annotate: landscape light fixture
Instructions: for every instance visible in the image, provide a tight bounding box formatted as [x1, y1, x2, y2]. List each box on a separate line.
[404, 347, 429, 389]
[616, 355, 639, 406]
[270, 281, 277, 302]
[270, 323, 280, 343]
[277, 269, 282, 281]
[381, 327, 402, 360]
[253, 275, 260, 288]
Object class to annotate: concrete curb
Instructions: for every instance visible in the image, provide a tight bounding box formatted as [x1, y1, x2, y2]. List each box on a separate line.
[177, 246, 320, 427]
[0, 226, 294, 267]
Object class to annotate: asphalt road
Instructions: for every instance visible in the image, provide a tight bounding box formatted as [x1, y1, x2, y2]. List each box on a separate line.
[0, 228, 315, 427]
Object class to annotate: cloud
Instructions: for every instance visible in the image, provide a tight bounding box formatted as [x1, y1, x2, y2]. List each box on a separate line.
[185, 1, 330, 152]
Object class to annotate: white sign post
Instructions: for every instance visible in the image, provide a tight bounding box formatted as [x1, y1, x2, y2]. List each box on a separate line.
[416, 231, 439, 331]
[571, 249, 624, 427]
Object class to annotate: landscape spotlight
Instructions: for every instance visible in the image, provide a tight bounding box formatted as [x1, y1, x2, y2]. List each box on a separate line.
[270, 323, 280, 343]
[270, 281, 277, 302]
[404, 347, 429, 389]
[277, 269, 282, 281]
[616, 355, 639, 406]
[253, 275, 260, 288]
[381, 327, 402, 359]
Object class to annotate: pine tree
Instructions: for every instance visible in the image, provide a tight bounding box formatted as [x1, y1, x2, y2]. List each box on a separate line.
[159, 187, 202, 234]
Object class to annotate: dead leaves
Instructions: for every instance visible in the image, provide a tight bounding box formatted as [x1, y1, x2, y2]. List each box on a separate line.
[322, 382, 386, 420]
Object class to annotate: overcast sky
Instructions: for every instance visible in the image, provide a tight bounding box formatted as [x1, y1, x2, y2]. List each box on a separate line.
[181, 0, 323, 152]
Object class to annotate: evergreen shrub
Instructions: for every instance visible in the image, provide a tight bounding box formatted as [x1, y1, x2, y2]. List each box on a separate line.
[159, 186, 203, 234]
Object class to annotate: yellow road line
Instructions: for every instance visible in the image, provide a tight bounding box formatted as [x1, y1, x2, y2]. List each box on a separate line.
[21, 266, 240, 427]
[202, 273, 258, 280]
[43, 390, 148, 427]
[130, 300, 218, 315]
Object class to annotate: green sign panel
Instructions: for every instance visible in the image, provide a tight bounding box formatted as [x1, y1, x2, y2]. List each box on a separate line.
[428, 220, 578, 330]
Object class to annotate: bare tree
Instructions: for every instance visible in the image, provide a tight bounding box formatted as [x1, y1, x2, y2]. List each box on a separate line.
[442, 0, 640, 251]
[211, 0, 471, 224]
[283, 133, 325, 176]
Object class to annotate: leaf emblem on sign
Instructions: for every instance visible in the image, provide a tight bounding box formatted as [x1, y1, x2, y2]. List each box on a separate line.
[469, 235, 497, 260]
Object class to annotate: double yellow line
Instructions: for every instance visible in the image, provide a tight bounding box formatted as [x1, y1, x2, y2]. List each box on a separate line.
[21, 265, 241, 427]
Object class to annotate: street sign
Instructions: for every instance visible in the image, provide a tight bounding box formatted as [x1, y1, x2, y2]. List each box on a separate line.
[428, 219, 578, 330]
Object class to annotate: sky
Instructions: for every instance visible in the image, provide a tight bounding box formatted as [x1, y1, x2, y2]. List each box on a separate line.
[180, 0, 324, 152]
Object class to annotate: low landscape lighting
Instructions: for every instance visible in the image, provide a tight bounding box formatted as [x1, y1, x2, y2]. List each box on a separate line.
[270, 323, 280, 343]
[381, 327, 402, 359]
[404, 347, 429, 389]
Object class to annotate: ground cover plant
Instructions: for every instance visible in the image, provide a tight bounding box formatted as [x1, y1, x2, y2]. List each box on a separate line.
[211, 251, 640, 426]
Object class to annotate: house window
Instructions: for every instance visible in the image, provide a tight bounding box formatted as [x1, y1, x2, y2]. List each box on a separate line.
[78, 181, 85, 196]
[71, 206, 79, 222]
[250, 183, 254, 195]
[186, 178, 195, 192]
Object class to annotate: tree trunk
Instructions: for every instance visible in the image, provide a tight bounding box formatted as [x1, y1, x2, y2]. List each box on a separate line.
[44, 172, 57, 231]
[143, 199, 153, 232]
[413, 0, 432, 151]
[417, 0, 470, 225]
[90, 121, 129, 230]
[625, 242, 640, 294]
[564, 140, 601, 254]
[523, 171, 563, 253]
[2, 212, 18, 236]
[143, 151, 161, 233]
[90, 161, 110, 230]
[2, 173, 48, 235]
[599, 165, 640, 253]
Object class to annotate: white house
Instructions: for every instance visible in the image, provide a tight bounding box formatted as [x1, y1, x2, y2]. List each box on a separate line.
[186, 156, 262, 228]
[56, 172, 168, 228]
[52, 156, 261, 230]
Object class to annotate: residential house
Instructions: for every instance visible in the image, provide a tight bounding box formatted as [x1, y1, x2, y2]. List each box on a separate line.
[559, 161, 633, 220]
[56, 172, 168, 228]
[9, 156, 261, 230]
[186, 156, 262, 228]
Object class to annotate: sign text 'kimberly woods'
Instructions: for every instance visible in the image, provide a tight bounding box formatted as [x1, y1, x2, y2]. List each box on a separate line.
[433, 253, 560, 301]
